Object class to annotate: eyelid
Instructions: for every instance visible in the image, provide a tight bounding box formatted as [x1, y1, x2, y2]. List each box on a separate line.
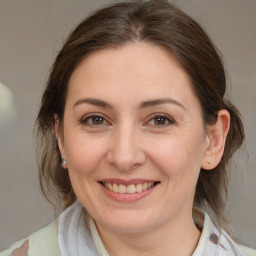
[80, 113, 111, 126]
[79, 112, 175, 127]
[144, 113, 175, 126]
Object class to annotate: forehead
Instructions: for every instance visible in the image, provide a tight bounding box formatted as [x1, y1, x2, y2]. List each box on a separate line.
[66, 42, 199, 109]
[72, 43, 183, 77]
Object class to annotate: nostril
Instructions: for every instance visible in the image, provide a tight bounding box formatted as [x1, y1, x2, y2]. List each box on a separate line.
[106, 147, 146, 172]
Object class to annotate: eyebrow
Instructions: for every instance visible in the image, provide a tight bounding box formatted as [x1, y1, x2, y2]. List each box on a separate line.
[73, 97, 186, 110]
[139, 98, 186, 110]
[73, 98, 114, 109]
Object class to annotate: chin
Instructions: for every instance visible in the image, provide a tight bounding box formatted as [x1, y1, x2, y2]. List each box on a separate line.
[96, 210, 157, 234]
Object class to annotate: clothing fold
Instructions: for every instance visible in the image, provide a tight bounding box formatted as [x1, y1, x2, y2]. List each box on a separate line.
[1, 200, 255, 256]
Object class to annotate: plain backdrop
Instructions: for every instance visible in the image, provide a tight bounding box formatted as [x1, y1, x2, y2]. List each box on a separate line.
[0, 0, 255, 251]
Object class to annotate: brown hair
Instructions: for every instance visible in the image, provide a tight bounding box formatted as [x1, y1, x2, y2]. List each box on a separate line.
[36, 0, 244, 223]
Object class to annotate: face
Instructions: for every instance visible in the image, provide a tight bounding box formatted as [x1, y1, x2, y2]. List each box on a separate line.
[57, 42, 211, 234]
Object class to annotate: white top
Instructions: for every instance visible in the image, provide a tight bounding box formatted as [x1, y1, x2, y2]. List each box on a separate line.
[58, 200, 245, 256]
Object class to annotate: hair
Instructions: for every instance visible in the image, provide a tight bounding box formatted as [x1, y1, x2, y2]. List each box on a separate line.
[36, 0, 244, 224]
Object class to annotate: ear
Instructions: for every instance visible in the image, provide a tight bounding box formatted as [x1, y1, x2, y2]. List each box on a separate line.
[201, 109, 230, 170]
[54, 114, 66, 158]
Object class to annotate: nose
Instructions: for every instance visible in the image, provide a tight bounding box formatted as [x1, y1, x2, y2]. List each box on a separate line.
[106, 124, 146, 171]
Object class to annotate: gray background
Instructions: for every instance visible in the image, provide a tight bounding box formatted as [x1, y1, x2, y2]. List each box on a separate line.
[0, 0, 255, 251]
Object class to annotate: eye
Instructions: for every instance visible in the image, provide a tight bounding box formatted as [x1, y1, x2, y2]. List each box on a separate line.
[81, 115, 108, 126]
[147, 114, 174, 126]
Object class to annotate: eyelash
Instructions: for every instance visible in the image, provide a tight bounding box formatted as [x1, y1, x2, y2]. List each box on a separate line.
[146, 114, 174, 127]
[80, 113, 175, 128]
[80, 114, 109, 127]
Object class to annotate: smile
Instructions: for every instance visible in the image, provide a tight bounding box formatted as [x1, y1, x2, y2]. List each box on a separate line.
[100, 181, 159, 194]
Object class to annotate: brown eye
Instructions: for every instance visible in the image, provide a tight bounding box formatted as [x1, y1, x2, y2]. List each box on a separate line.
[82, 115, 107, 125]
[154, 117, 168, 125]
[91, 116, 105, 125]
[148, 115, 173, 126]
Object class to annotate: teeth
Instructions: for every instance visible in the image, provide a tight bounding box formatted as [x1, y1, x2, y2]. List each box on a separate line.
[113, 183, 119, 193]
[108, 183, 113, 192]
[103, 182, 156, 194]
[148, 182, 154, 188]
[136, 184, 142, 193]
[127, 184, 136, 194]
[142, 183, 148, 191]
[119, 184, 127, 194]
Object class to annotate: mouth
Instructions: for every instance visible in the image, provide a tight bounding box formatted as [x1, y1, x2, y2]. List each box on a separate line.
[99, 181, 160, 194]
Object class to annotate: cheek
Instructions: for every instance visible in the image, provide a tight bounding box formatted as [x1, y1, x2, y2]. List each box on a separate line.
[147, 133, 205, 179]
[65, 135, 107, 177]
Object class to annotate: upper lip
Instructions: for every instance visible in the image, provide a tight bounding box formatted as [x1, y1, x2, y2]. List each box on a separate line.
[99, 178, 160, 186]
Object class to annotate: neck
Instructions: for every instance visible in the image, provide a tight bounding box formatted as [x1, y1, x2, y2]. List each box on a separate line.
[95, 209, 201, 256]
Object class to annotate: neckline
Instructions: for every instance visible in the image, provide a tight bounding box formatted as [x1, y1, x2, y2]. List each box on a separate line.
[88, 208, 210, 256]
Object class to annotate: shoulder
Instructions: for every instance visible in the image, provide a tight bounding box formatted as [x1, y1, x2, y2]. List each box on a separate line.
[0, 220, 61, 256]
[238, 245, 256, 256]
[193, 208, 256, 256]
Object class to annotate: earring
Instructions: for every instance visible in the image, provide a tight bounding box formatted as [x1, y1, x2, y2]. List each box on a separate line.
[60, 157, 68, 169]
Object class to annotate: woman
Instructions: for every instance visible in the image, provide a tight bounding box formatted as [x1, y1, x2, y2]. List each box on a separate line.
[1, 0, 255, 255]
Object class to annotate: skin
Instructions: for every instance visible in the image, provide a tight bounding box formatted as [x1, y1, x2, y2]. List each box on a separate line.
[56, 42, 230, 256]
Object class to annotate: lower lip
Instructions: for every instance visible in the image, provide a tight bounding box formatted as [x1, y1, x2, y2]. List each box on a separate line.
[100, 183, 158, 202]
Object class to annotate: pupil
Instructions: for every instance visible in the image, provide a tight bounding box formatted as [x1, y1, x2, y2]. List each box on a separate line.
[93, 117, 103, 124]
[155, 117, 165, 125]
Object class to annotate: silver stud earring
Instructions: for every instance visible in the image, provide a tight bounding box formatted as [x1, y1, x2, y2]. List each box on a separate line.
[60, 157, 68, 168]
